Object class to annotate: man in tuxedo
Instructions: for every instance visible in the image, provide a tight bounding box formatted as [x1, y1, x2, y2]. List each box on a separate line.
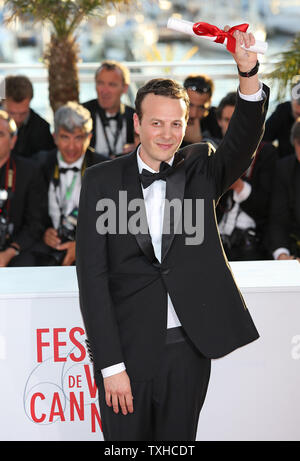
[2, 75, 55, 158]
[83, 60, 137, 158]
[33, 102, 107, 266]
[0, 110, 45, 267]
[76, 28, 269, 441]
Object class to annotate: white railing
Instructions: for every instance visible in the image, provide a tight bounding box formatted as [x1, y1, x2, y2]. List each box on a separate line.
[0, 59, 277, 81]
[0, 59, 281, 123]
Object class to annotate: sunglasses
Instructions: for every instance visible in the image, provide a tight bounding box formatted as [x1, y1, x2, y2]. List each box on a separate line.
[184, 78, 212, 95]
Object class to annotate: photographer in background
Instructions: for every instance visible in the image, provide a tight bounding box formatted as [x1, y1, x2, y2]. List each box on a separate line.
[34, 102, 106, 266]
[2, 75, 55, 158]
[82, 60, 137, 158]
[268, 117, 300, 261]
[0, 110, 45, 267]
[181, 73, 222, 147]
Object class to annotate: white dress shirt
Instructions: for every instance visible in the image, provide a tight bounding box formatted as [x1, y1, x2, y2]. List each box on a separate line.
[101, 83, 265, 378]
[48, 152, 84, 228]
[137, 151, 183, 330]
[101, 149, 181, 378]
[95, 112, 127, 157]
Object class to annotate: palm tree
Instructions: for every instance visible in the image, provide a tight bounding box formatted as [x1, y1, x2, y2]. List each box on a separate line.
[4, 0, 133, 112]
[267, 32, 300, 101]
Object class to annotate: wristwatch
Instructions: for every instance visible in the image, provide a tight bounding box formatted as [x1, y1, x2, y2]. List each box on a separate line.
[237, 60, 260, 78]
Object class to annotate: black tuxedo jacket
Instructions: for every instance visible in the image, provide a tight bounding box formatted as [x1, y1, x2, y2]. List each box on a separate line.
[76, 86, 269, 381]
[82, 99, 135, 151]
[11, 109, 56, 158]
[263, 101, 295, 158]
[268, 154, 300, 254]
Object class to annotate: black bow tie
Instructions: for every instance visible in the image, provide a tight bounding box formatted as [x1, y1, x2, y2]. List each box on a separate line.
[140, 161, 173, 189]
[106, 113, 119, 121]
[59, 166, 80, 174]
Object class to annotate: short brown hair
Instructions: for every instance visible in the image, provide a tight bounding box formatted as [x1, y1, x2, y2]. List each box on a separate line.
[135, 78, 190, 121]
[183, 73, 214, 98]
[216, 92, 237, 120]
[5, 75, 33, 102]
[95, 60, 130, 86]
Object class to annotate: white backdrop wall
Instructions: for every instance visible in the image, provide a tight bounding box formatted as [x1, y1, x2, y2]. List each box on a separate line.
[0, 262, 300, 441]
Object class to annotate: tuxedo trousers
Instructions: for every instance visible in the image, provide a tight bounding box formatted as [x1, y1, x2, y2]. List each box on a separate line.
[97, 327, 211, 441]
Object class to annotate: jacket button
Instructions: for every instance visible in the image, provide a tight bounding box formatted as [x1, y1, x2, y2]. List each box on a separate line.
[161, 268, 170, 275]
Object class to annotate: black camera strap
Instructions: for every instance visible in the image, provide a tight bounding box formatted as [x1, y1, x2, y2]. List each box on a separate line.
[52, 156, 87, 188]
[52, 156, 87, 219]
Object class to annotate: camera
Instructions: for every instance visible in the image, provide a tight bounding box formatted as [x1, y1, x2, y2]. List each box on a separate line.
[221, 228, 258, 251]
[57, 207, 78, 243]
[0, 189, 14, 251]
[51, 207, 78, 265]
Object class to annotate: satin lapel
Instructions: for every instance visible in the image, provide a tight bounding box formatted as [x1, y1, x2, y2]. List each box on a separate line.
[161, 153, 185, 262]
[122, 151, 158, 265]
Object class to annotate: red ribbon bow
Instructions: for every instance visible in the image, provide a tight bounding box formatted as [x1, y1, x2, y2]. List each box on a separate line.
[192, 22, 249, 53]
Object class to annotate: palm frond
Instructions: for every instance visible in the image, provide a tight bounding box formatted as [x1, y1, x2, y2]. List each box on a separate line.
[266, 32, 300, 101]
[4, 0, 132, 38]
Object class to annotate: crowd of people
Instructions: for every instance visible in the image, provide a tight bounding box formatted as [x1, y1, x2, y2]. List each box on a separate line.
[0, 60, 299, 268]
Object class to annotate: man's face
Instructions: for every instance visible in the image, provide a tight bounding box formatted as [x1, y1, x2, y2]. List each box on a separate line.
[217, 105, 235, 137]
[0, 119, 16, 164]
[54, 127, 92, 164]
[134, 94, 187, 171]
[186, 89, 211, 124]
[292, 100, 300, 120]
[95, 68, 128, 114]
[4, 97, 31, 128]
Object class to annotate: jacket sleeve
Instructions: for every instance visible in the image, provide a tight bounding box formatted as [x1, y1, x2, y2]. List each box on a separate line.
[209, 84, 270, 200]
[75, 166, 124, 372]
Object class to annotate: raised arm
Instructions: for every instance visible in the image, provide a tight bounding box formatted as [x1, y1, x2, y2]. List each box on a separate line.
[210, 27, 269, 198]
